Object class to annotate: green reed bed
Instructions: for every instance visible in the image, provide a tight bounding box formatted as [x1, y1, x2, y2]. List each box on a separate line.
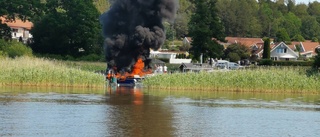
[143, 67, 320, 93]
[0, 57, 106, 88]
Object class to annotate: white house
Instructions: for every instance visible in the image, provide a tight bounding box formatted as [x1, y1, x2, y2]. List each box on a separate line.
[150, 50, 192, 64]
[299, 41, 320, 59]
[0, 17, 33, 43]
[269, 42, 299, 61]
[150, 50, 177, 59]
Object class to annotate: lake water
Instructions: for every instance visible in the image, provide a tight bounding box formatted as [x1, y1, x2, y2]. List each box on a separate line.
[0, 86, 319, 137]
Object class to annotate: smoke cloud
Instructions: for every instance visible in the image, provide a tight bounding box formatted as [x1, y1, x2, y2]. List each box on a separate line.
[100, 0, 178, 72]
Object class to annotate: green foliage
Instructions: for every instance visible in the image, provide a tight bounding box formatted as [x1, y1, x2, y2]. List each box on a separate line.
[311, 37, 319, 42]
[224, 43, 250, 62]
[262, 38, 270, 59]
[30, 0, 103, 58]
[0, 40, 32, 58]
[0, 39, 6, 50]
[164, 22, 175, 41]
[227, 53, 240, 62]
[259, 59, 273, 66]
[0, 22, 11, 41]
[274, 61, 314, 66]
[188, 0, 225, 61]
[295, 44, 302, 52]
[0, 51, 6, 58]
[61, 60, 106, 72]
[174, 0, 194, 38]
[258, 60, 313, 66]
[217, 1, 320, 41]
[275, 28, 290, 42]
[143, 67, 320, 92]
[280, 12, 302, 38]
[291, 34, 305, 42]
[0, 0, 44, 20]
[0, 57, 105, 88]
[2, 41, 33, 58]
[300, 16, 320, 40]
[313, 48, 320, 69]
[78, 54, 104, 62]
[93, 0, 111, 13]
[176, 54, 188, 59]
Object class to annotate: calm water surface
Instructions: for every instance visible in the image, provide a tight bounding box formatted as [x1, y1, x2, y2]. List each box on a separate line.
[0, 87, 319, 137]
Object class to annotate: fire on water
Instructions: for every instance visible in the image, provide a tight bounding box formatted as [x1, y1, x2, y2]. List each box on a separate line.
[106, 58, 153, 81]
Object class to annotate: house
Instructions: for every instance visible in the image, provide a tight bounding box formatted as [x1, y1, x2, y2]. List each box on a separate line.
[182, 37, 192, 46]
[269, 42, 299, 61]
[150, 50, 177, 59]
[150, 49, 192, 64]
[183, 36, 320, 61]
[224, 37, 264, 48]
[0, 17, 33, 43]
[299, 41, 320, 59]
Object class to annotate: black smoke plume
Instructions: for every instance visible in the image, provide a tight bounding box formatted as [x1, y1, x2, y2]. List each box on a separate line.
[100, 0, 178, 73]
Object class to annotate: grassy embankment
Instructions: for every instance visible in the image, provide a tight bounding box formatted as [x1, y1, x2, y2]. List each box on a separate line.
[0, 57, 106, 88]
[143, 67, 320, 94]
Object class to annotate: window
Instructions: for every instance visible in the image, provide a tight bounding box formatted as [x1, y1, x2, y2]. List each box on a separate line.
[271, 57, 278, 61]
[12, 29, 18, 32]
[276, 48, 287, 53]
[276, 48, 283, 53]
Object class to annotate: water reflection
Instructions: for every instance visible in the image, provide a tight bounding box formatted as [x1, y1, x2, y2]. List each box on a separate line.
[0, 86, 319, 137]
[105, 87, 175, 137]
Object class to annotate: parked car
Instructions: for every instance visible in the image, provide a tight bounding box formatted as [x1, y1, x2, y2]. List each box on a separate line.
[215, 60, 229, 69]
[228, 62, 240, 70]
[215, 60, 241, 70]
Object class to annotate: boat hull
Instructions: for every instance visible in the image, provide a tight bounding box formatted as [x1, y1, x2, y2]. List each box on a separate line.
[117, 78, 142, 87]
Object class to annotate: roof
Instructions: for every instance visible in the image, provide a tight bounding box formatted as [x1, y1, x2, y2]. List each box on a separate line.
[0, 17, 33, 30]
[225, 37, 264, 48]
[300, 41, 320, 55]
[185, 36, 320, 57]
[270, 42, 299, 57]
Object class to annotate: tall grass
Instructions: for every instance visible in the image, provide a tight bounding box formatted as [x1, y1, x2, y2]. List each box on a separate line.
[143, 67, 320, 94]
[0, 57, 106, 88]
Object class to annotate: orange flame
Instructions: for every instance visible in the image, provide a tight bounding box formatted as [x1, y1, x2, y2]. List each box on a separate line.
[107, 58, 153, 80]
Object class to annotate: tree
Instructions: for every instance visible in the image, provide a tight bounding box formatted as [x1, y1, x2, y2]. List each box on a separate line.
[275, 28, 290, 42]
[300, 16, 320, 40]
[291, 34, 305, 42]
[188, 0, 225, 61]
[279, 12, 301, 38]
[0, 22, 11, 41]
[30, 0, 103, 57]
[224, 43, 250, 62]
[217, 0, 261, 37]
[262, 38, 270, 59]
[292, 4, 309, 18]
[258, 2, 274, 37]
[313, 47, 320, 69]
[174, 0, 194, 38]
[287, 0, 295, 13]
[0, 0, 43, 21]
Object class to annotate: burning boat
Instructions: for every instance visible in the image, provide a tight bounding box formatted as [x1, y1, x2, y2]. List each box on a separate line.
[100, 0, 178, 86]
[106, 58, 154, 86]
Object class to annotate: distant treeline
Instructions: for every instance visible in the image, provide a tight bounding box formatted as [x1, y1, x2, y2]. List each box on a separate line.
[169, 0, 320, 41]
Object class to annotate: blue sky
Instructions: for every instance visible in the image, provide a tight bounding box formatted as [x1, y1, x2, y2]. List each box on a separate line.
[295, 0, 319, 4]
